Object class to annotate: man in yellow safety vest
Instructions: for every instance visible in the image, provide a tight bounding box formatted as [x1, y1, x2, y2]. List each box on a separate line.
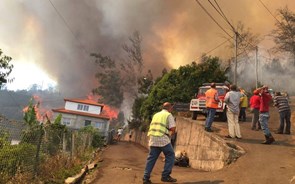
[143, 102, 177, 184]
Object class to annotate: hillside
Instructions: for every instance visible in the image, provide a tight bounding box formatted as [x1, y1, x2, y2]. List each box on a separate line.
[0, 90, 64, 120]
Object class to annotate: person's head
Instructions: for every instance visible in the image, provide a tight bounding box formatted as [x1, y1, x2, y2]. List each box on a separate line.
[210, 82, 216, 88]
[230, 84, 237, 91]
[275, 91, 281, 96]
[262, 85, 268, 93]
[253, 90, 259, 95]
[162, 102, 173, 112]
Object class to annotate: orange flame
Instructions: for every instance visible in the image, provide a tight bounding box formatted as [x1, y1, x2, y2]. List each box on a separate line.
[101, 105, 119, 120]
[23, 95, 53, 122]
[87, 93, 102, 102]
[87, 93, 119, 120]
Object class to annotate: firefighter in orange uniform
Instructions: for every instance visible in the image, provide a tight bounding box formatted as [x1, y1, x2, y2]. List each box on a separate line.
[204, 83, 220, 132]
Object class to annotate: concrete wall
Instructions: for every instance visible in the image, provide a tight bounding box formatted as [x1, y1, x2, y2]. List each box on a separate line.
[129, 116, 245, 171]
[174, 116, 244, 171]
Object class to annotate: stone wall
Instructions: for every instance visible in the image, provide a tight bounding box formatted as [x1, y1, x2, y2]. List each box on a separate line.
[128, 116, 245, 171]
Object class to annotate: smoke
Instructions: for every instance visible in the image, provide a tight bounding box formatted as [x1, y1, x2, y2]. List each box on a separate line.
[1, 0, 295, 112]
[233, 54, 295, 94]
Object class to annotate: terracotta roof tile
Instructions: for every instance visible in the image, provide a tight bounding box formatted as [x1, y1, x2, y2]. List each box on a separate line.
[64, 98, 104, 107]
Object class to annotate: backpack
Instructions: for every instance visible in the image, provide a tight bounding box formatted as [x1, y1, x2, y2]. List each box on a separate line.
[175, 155, 189, 167]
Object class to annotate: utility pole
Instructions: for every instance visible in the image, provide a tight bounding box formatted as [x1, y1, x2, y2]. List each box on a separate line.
[255, 46, 258, 88]
[234, 32, 238, 86]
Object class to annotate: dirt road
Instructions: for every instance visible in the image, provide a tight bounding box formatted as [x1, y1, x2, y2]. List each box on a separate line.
[87, 106, 295, 184]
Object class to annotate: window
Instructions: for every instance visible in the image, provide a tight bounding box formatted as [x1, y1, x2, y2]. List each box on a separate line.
[95, 121, 106, 129]
[77, 104, 89, 112]
[84, 120, 91, 126]
[217, 88, 226, 95]
[77, 104, 83, 110]
[63, 118, 71, 126]
[83, 105, 89, 111]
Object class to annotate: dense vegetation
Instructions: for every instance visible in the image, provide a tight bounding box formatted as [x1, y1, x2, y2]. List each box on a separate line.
[128, 56, 228, 130]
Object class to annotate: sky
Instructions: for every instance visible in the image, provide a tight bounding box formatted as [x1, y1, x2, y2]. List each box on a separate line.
[1, 0, 295, 97]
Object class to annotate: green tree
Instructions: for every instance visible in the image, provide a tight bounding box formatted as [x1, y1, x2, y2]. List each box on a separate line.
[91, 31, 144, 108]
[128, 96, 147, 129]
[44, 114, 66, 155]
[140, 56, 227, 121]
[0, 130, 10, 148]
[78, 126, 104, 149]
[0, 49, 14, 87]
[92, 69, 123, 107]
[137, 70, 154, 95]
[21, 99, 42, 145]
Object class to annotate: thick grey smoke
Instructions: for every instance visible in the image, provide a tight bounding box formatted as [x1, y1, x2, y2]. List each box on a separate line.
[1, 0, 295, 99]
[232, 53, 295, 94]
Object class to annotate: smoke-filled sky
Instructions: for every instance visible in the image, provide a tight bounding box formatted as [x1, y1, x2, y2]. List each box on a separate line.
[1, 0, 295, 97]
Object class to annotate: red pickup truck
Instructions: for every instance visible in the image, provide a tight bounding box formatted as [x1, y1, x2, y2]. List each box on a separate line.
[189, 83, 229, 121]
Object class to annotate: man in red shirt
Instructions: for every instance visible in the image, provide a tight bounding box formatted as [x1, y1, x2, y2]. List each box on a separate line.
[249, 90, 261, 130]
[257, 86, 275, 144]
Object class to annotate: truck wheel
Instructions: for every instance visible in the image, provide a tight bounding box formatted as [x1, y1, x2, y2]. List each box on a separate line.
[192, 111, 198, 120]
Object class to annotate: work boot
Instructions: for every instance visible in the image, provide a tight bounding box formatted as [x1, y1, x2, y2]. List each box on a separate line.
[161, 176, 177, 182]
[261, 135, 270, 144]
[205, 127, 213, 132]
[143, 179, 152, 184]
[268, 134, 275, 144]
[261, 134, 275, 144]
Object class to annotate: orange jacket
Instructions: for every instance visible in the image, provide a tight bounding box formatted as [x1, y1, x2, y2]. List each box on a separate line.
[205, 88, 219, 108]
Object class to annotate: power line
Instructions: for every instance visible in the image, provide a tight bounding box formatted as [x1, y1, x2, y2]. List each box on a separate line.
[208, 0, 236, 31]
[258, 0, 294, 38]
[47, 0, 100, 101]
[258, 0, 282, 25]
[48, 0, 89, 55]
[195, 1, 251, 57]
[195, 39, 231, 61]
[208, 0, 260, 51]
[213, 0, 227, 20]
[195, 0, 233, 39]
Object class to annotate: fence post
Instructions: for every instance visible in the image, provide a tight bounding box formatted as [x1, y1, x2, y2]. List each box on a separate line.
[33, 124, 44, 177]
[62, 131, 66, 151]
[71, 130, 75, 158]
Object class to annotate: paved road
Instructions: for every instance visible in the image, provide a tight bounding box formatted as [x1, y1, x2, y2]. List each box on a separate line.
[88, 106, 295, 184]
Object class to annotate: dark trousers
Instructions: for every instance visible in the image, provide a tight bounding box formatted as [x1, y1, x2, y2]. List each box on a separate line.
[143, 143, 175, 180]
[205, 108, 216, 129]
[278, 110, 291, 133]
[239, 107, 246, 121]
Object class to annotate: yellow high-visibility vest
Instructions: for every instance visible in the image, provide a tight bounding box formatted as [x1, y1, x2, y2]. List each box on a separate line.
[148, 110, 170, 137]
[240, 94, 248, 107]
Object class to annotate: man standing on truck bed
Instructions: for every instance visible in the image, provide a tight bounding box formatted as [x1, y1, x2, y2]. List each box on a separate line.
[204, 83, 220, 132]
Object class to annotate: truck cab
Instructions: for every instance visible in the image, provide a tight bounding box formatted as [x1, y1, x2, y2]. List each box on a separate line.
[190, 83, 229, 121]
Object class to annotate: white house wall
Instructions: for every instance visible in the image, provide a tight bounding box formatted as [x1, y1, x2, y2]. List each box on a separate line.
[57, 113, 110, 137]
[65, 101, 102, 115]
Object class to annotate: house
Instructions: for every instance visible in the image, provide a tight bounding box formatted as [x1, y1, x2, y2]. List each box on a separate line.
[52, 98, 110, 137]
